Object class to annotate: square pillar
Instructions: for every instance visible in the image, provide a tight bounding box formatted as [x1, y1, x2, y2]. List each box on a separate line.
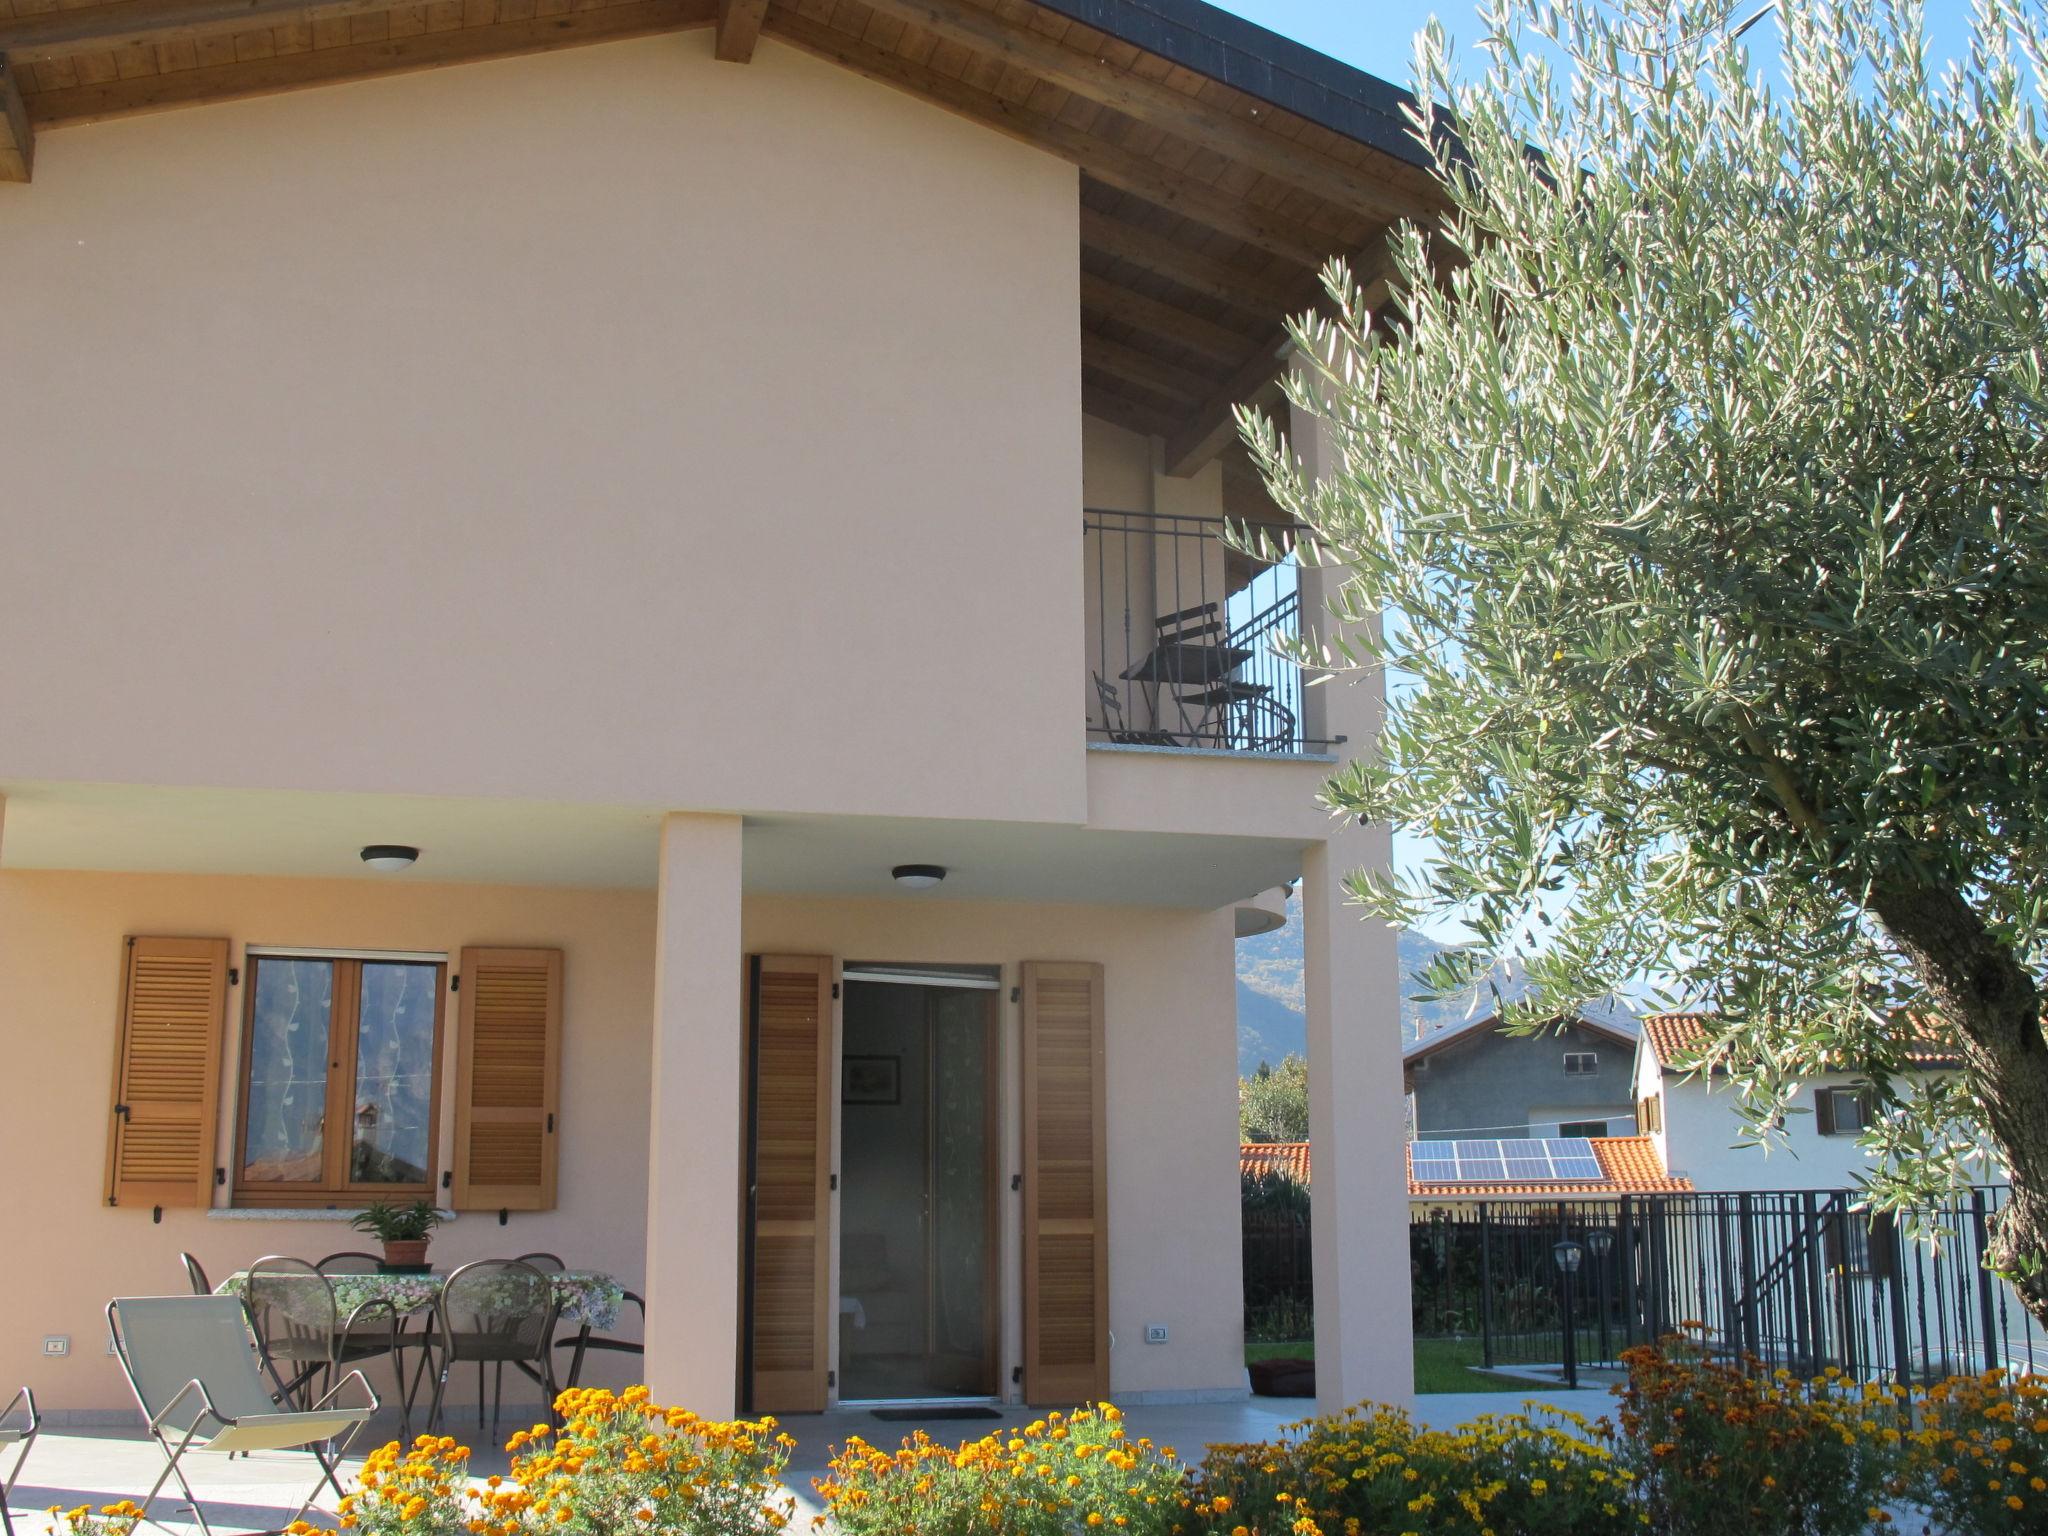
[1292, 386, 1414, 1412]
[644, 812, 744, 1415]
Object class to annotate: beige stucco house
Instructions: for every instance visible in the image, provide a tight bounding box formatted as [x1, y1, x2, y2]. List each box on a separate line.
[0, 0, 1436, 1424]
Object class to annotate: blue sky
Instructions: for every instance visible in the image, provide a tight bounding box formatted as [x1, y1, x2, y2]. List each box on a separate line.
[1208, 1, 1984, 92]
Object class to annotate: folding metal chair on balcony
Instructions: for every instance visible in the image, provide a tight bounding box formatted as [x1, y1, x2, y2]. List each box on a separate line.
[245, 1255, 409, 1441]
[179, 1253, 211, 1297]
[107, 1296, 377, 1536]
[1091, 672, 1179, 747]
[0, 1386, 39, 1536]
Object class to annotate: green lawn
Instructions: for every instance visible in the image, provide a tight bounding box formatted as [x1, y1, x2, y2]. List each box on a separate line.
[1246, 1336, 1547, 1395]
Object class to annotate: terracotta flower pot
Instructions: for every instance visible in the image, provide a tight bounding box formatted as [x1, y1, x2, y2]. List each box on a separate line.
[381, 1238, 431, 1269]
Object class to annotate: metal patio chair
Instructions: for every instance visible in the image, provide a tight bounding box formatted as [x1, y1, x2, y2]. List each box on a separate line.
[0, 1386, 39, 1536]
[315, 1252, 384, 1275]
[512, 1252, 565, 1273]
[107, 1296, 377, 1536]
[244, 1255, 409, 1440]
[425, 1259, 560, 1439]
[178, 1253, 211, 1297]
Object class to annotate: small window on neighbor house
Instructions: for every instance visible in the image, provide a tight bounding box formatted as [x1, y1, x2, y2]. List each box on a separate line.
[1816, 1085, 1876, 1137]
[1563, 1051, 1599, 1076]
[1559, 1119, 1609, 1138]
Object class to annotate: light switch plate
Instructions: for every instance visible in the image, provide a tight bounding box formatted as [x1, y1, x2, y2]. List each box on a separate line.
[42, 1335, 69, 1357]
[1144, 1324, 1169, 1345]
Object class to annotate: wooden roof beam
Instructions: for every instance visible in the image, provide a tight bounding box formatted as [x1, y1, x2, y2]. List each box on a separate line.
[0, 0, 419, 65]
[1079, 204, 1307, 318]
[1082, 333, 1215, 405]
[1078, 272, 1263, 367]
[853, 0, 1431, 224]
[1163, 234, 1400, 476]
[763, 8, 1337, 266]
[716, 0, 769, 62]
[0, 56, 29, 182]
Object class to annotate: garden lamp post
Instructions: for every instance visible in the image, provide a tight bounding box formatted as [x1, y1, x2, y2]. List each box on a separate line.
[1553, 1239, 1584, 1389]
[1584, 1226, 1614, 1363]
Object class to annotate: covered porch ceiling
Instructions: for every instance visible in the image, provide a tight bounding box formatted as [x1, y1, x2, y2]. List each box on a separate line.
[0, 0, 1440, 477]
[0, 781, 1310, 908]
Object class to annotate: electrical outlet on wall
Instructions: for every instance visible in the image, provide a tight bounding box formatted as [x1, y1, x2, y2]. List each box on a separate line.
[42, 1336, 69, 1357]
[1144, 1324, 1169, 1345]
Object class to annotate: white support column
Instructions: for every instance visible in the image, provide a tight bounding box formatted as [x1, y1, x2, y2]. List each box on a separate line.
[1292, 387, 1414, 1412]
[644, 812, 744, 1415]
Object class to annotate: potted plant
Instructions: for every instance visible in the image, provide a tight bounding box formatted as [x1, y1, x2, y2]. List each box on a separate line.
[350, 1199, 443, 1272]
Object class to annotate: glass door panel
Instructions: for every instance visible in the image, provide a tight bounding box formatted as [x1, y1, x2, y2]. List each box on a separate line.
[240, 958, 335, 1185]
[350, 961, 439, 1186]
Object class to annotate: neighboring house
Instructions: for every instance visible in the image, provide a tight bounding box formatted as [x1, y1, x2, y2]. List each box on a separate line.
[1404, 1015, 1640, 1140]
[1238, 1138, 1693, 1202]
[1635, 1012, 1976, 1191]
[0, 0, 1445, 1420]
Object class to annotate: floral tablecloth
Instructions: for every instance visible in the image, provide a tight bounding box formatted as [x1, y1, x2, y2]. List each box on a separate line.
[218, 1268, 623, 1330]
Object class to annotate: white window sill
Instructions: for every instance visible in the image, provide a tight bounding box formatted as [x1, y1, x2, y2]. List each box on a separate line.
[207, 1207, 459, 1222]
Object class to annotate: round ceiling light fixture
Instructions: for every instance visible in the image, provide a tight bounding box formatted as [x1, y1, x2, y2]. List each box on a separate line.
[360, 844, 421, 872]
[891, 863, 947, 890]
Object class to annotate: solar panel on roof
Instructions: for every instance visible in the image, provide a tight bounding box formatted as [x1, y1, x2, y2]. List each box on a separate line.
[1408, 1137, 1607, 1184]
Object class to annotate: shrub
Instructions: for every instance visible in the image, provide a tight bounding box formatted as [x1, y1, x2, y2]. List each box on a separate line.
[1191, 1401, 1635, 1536]
[815, 1403, 1186, 1536]
[338, 1387, 793, 1536]
[1616, 1339, 1904, 1536]
[1908, 1368, 2048, 1535]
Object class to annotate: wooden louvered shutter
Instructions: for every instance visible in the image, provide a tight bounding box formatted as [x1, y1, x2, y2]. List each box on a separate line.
[105, 937, 230, 1208]
[1021, 960, 1109, 1405]
[452, 947, 562, 1211]
[744, 955, 833, 1414]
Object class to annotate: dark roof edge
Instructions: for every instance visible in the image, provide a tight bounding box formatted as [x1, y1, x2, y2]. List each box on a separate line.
[1029, 0, 1435, 170]
[1403, 1011, 1638, 1064]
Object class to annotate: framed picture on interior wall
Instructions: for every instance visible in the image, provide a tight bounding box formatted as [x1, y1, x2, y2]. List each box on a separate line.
[843, 1054, 900, 1106]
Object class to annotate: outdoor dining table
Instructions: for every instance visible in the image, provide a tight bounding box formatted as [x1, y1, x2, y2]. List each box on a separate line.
[217, 1267, 627, 1428]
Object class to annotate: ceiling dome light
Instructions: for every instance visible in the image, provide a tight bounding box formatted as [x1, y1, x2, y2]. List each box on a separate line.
[892, 863, 946, 890]
[360, 844, 420, 872]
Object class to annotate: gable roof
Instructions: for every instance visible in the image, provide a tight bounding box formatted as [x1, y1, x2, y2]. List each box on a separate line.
[1241, 1139, 1311, 1185]
[1403, 1011, 1637, 1067]
[1641, 1012, 1964, 1074]
[0, 0, 1449, 478]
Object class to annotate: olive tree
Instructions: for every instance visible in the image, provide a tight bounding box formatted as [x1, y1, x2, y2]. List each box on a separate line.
[1246, 0, 2048, 1319]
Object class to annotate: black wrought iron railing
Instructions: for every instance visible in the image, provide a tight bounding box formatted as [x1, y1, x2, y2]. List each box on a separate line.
[1084, 508, 1333, 755]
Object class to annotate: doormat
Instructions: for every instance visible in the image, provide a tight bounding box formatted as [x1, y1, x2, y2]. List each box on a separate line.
[871, 1407, 1005, 1422]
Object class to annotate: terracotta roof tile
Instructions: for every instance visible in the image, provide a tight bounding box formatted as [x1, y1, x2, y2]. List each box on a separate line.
[1241, 1141, 1312, 1186]
[1242, 1136, 1693, 1198]
[1641, 1012, 1961, 1071]
[1404, 1136, 1693, 1199]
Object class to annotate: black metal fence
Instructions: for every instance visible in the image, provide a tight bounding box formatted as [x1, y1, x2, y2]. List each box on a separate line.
[1084, 509, 1326, 755]
[1248, 1187, 2045, 1385]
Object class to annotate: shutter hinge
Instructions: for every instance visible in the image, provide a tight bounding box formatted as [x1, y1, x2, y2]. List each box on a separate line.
[499, 1209, 510, 1226]
[1011, 1366, 1023, 1385]
[1011, 1174, 1022, 1192]
[152, 1206, 163, 1224]
[228, 966, 240, 986]
[451, 974, 460, 991]
[831, 982, 840, 1000]
[114, 1103, 131, 1121]
[215, 1167, 226, 1187]
[1010, 986, 1021, 1004]
[441, 1170, 453, 1190]
[827, 1370, 836, 1389]
[830, 1173, 838, 1192]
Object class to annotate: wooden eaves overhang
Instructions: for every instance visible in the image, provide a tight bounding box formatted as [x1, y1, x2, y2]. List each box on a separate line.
[0, 0, 1443, 476]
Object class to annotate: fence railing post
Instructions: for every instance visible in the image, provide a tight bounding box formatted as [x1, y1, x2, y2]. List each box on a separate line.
[1478, 1202, 1495, 1370]
[1798, 1191, 1822, 1373]
[1619, 1195, 1638, 1350]
[1737, 1193, 1759, 1360]
[1886, 1217, 1915, 1390]
[1970, 1188, 2000, 1374]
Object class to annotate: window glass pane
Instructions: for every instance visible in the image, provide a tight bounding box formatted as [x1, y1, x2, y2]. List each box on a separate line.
[242, 959, 334, 1184]
[351, 962, 438, 1185]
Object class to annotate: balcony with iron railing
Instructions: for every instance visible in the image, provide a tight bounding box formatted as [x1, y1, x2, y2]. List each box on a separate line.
[1084, 509, 1342, 757]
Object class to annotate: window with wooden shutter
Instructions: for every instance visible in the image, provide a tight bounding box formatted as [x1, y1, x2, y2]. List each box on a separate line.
[105, 937, 230, 1209]
[452, 947, 562, 1212]
[743, 955, 833, 1414]
[1020, 960, 1108, 1406]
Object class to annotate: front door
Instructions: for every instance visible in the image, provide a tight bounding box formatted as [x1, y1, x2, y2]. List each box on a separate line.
[837, 975, 998, 1401]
